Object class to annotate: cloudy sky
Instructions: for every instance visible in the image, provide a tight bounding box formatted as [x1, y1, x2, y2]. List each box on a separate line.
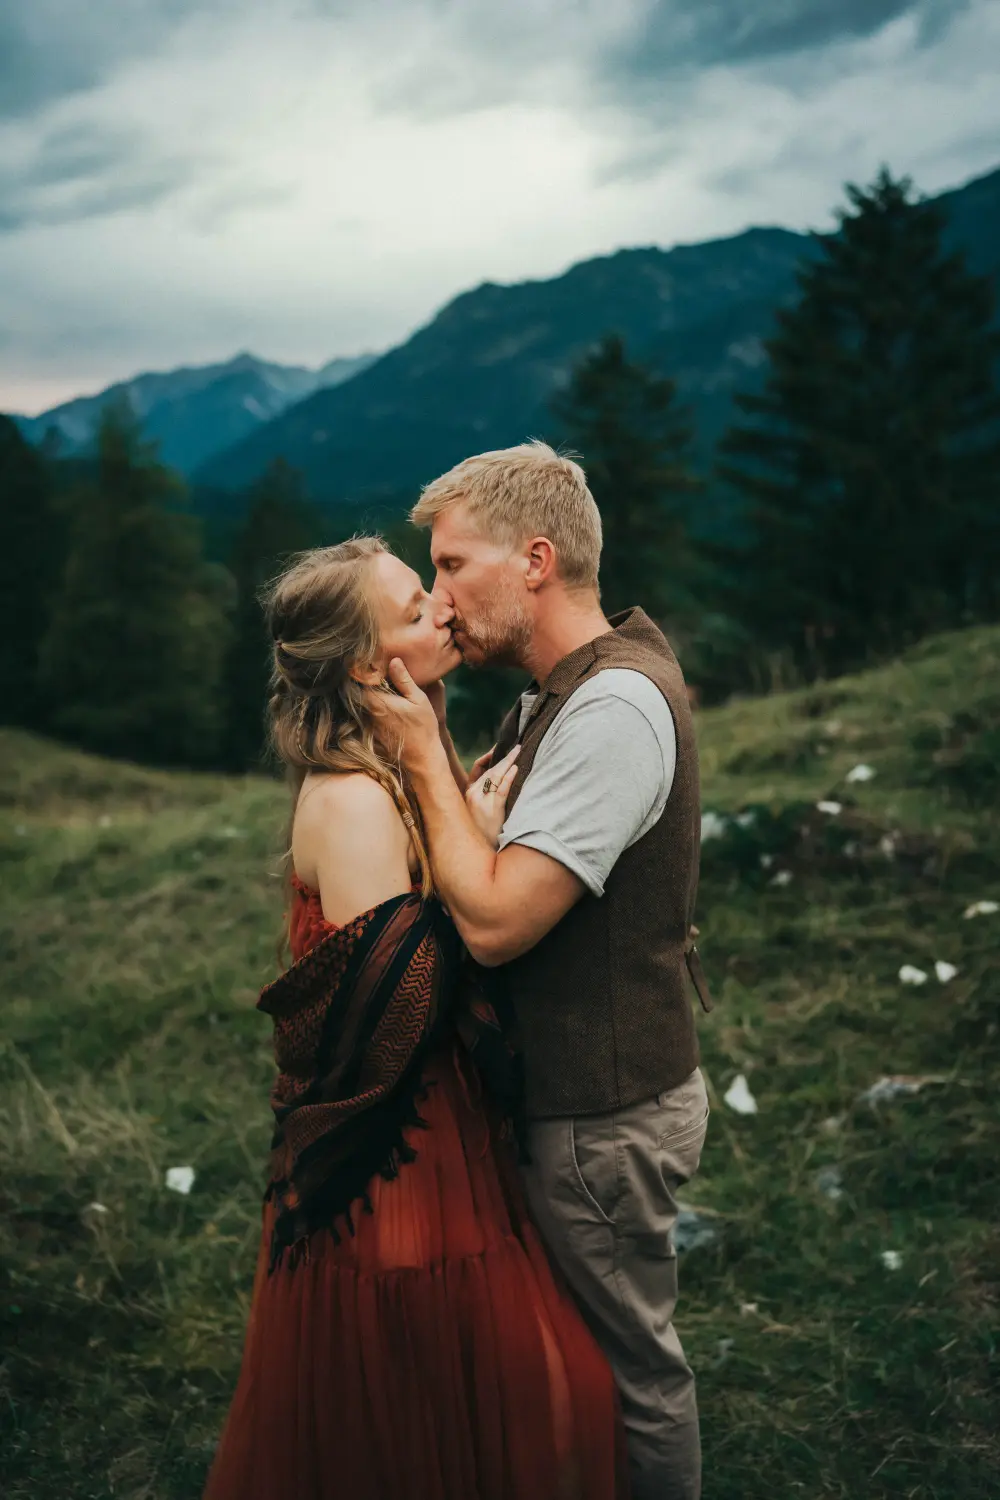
[2, 0, 998, 414]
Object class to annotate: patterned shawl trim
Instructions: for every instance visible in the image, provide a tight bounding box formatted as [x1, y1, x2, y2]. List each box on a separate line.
[257, 891, 462, 1268]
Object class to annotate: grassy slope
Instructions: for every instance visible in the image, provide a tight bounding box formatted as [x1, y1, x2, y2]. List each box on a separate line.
[1, 625, 998, 1499]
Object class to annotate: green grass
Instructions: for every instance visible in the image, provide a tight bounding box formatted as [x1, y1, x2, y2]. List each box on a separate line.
[2, 625, 999, 1498]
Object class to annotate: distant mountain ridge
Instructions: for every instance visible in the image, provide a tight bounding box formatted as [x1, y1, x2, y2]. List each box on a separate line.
[193, 163, 1000, 511]
[15, 162, 999, 510]
[15, 351, 376, 474]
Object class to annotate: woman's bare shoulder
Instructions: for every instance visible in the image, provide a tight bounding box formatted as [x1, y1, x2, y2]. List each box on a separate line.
[293, 772, 413, 921]
[295, 771, 406, 847]
[298, 769, 397, 817]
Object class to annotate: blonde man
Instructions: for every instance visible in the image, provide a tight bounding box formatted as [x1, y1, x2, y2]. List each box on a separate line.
[378, 440, 712, 1500]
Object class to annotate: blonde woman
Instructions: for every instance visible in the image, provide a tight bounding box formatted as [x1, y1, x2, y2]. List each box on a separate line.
[204, 538, 626, 1500]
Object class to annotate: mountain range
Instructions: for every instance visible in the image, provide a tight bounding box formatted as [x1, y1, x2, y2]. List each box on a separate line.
[15, 352, 376, 474]
[15, 163, 999, 512]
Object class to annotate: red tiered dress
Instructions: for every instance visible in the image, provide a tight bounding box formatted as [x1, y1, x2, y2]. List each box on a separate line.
[204, 875, 628, 1500]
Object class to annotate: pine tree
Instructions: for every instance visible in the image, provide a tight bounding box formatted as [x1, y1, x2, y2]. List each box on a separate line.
[0, 417, 66, 726]
[719, 167, 1000, 679]
[222, 460, 324, 770]
[38, 405, 232, 765]
[551, 334, 703, 619]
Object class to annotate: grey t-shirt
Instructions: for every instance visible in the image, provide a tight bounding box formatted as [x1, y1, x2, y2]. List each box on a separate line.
[497, 668, 677, 897]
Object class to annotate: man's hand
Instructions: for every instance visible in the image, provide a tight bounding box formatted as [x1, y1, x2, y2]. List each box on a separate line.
[374, 658, 446, 770]
[378, 671, 585, 964]
[423, 678, 448, 727]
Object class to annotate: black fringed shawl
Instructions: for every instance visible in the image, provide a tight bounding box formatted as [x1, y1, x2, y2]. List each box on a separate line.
[257, 891, 525, 1268]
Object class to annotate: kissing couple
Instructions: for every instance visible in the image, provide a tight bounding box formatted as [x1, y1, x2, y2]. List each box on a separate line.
[204, 440, 713, 1500]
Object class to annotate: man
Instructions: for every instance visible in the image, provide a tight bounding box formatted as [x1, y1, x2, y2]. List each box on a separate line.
[378, 440, 713, 1500]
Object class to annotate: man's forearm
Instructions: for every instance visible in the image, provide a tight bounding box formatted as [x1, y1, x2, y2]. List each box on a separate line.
[409, 742, 503, 947]
[438, 723, 469, 792]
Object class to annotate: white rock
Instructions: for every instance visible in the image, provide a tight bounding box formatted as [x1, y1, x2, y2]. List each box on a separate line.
[898, 964, 928, 986]
[816, 800, 842, 815]
[963, 900, 998, 919]
[769, 869, 793, 887]
[85, 1202, 109, 1215]
[846, 763, 876, 783]
[934, 961, 958, 983]
[815, 1166, 844, 1201]
[859, 1075, 946, 1105]
[879, 834, 897, 858]
[165, 1166, 196, 1195]
[881, 1250, 903, 1271]
[735, 811, 756, 829]
[824, 719, 843, 736]
[673, 1206, 719, 1253]
[700, 812, 727, 842]
[759, 853, 774, 869]
[724, 1074, 759, 1115]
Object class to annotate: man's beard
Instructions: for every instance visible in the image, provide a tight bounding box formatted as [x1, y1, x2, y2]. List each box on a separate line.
[454, 581, 532, 669]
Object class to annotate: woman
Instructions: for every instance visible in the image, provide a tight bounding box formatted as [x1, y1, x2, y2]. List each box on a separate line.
[204, 538, 627, 1500]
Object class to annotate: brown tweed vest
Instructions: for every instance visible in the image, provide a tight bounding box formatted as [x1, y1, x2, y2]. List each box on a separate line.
[488, 606, 711, 1120]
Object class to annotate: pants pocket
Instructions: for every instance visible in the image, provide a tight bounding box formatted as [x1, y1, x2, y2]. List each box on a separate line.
[568, 1114, 619, 1226]
[656, 1070, 710, 1153]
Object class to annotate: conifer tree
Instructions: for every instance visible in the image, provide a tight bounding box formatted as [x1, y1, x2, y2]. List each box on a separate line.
[551, 334, 702, 619]
[222, 460, 323, 770]
[0, 417, 65, 726]
[719, 168, 1000, 678]
[38, 404, 231, 765]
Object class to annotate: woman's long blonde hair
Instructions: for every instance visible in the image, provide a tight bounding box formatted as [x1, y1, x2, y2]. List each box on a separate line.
[263, 537, 433, 913]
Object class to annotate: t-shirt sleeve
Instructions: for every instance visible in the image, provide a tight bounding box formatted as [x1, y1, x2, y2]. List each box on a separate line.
[497, 685, 672, 897]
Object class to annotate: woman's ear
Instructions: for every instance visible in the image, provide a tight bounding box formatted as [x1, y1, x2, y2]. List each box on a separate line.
[347, 660, 384, 687]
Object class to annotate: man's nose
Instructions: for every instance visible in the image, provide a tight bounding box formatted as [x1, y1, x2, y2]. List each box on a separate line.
[432, 592, 455, 628]
[431, 579, 454, 617]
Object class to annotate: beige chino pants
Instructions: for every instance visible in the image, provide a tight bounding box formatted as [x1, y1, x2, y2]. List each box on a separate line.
[521, 1068, 709, 1500]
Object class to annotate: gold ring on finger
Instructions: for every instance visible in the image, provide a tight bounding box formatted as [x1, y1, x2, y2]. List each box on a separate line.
[482, 778, 493, 794]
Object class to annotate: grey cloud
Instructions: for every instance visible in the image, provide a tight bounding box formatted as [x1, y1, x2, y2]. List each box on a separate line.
[601, 0, 971, 94]
[350, 0, 969, 130]
[588, 0, 976, 186]
[0, 1, 954, 118]
[0, 1, 968, 133]
[0, 120, 194, 232]
[0, 1, 228, 121]
[630, 1, 914, 74]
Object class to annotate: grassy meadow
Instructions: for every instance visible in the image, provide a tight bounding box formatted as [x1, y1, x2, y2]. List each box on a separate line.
[2, 625, 999, 1499]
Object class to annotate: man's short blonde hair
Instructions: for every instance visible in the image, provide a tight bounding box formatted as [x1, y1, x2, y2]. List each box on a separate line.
[411, 440, 602, 590]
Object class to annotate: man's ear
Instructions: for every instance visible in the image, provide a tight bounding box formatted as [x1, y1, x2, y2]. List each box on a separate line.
[524, 536, 557, 591]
